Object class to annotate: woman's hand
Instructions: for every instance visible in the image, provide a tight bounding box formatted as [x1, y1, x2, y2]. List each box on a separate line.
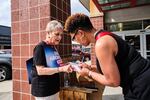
[59, 64, 73, 73]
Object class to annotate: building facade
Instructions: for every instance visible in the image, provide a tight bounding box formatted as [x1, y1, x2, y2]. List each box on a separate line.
[80, 0, 150, 60]
[79, 1, 150, 99]
[0, 25, 11, 49]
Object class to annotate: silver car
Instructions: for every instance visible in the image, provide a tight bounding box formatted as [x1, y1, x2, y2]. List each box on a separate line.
[0, 50, 12, 82]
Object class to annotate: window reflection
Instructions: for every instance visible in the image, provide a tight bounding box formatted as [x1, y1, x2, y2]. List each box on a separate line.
[105, 21, 142, 32]
[105, 19, 150, 32]
[146, 35, 150, 50]
[146, 52, 150, 60]
[144, 20, 150, 29]
[146, 35, 150, 60]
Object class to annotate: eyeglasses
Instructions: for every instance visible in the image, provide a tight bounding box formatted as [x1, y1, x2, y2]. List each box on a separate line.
[72, 30, 78, 41]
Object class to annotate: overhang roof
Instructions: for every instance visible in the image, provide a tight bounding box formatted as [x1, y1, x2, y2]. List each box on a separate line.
[79, 0, 90, 11]
[79, 0, 150, 12]
[0, 25, 11, 36]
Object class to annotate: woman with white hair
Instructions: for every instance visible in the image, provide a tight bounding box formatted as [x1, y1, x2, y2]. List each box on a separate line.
[31, 20, 72, 100]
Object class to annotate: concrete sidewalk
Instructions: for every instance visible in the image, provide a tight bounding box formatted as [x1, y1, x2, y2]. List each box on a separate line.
[0, 80, 12, 100]
[103, 86, 124, 100]
[0, 80, 124, 100]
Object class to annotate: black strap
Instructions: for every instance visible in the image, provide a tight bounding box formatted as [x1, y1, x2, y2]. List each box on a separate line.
[94, 29, 104, 39]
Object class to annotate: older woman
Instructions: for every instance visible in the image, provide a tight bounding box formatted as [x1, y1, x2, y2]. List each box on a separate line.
[32, 20, 72, 100]
[64, 13, 150, 100]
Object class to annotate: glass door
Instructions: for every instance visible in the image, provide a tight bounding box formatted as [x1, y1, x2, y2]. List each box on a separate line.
[114, 30, 144, 57]
[124, 34, 142, 54]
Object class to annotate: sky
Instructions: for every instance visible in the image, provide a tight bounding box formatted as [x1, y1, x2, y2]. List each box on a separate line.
[71, 0, 89, 15]
[0, 0, 89, 27]
[0, 0, 11, 26]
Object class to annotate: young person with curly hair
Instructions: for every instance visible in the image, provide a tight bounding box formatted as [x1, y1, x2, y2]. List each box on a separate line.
[64, 13, 150, 100]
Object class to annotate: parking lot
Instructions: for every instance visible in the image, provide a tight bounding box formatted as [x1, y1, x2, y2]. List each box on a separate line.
[0, 80, 12, 100]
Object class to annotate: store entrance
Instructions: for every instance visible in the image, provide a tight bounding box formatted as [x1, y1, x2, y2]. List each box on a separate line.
[114, 30, 150, 60]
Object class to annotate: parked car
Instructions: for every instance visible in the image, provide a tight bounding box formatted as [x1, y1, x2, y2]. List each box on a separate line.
[0, 50, 12, 82]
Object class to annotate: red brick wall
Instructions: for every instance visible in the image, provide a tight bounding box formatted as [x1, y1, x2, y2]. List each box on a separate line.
[11, 0, 71, 100]
[90, 16, 103, 30]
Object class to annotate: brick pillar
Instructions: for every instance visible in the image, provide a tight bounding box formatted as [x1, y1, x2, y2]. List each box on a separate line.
[89, 0, 104, 66]
[89, 16, 104, 100]
[11, 0, 71, 100]
[90, 16, 104, 65]
[88, 1, 105, 100]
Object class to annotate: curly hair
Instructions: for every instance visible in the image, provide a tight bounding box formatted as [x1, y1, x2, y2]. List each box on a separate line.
[64, 13, 94, 34]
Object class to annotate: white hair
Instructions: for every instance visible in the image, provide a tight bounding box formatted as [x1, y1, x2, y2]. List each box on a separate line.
[46, 20, 63, 32]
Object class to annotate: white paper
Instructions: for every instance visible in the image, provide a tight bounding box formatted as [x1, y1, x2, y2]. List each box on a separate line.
[69, 62, 81, 72]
